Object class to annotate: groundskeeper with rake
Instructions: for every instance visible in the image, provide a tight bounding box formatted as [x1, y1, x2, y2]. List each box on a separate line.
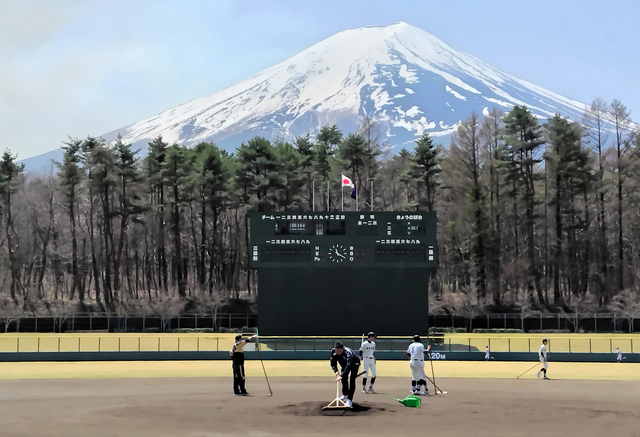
[230, 334, 257, 395]
[329, 341, 361, 408]
[406, 335, 431, 395]
[537, 338, 550, 380]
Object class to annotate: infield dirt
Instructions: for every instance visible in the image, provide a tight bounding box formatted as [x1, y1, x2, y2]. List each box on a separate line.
[1, 376, 639, 436]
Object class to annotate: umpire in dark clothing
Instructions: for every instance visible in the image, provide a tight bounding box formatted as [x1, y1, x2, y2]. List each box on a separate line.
[230, 334, 256, 395]
[330, 341, 361, 406]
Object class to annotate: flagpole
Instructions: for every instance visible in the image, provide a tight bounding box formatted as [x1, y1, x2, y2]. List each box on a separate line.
[312, 180, 315, 212]
[371, 179, 373, 211]
[341, 183, 344, 212]
[327, 181, 329, 211]
[355, 182, 358, 211]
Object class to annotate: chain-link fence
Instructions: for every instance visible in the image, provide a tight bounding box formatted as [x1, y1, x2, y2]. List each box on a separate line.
[429, 313, 639, 333]
[1, 312, 638, 333]
[0, 313, 257, 333]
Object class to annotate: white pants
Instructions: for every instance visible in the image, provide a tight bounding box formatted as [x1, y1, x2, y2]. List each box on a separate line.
[410, 359, 426, 381]
[362, 358, 376, 378]
[540, 358, 548, 370]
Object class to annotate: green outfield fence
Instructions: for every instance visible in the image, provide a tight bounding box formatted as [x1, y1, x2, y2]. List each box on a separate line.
[0, 334, 639, 354]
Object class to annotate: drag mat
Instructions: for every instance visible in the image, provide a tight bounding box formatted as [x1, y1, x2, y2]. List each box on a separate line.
[280, 401, 393, 416]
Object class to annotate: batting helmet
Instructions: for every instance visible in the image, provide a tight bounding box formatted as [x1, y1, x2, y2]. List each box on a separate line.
[413, 334, 421, 342]
[367, 332, 375, 338]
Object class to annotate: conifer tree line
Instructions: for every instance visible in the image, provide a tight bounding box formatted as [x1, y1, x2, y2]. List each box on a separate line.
[0, 100, 639, 317]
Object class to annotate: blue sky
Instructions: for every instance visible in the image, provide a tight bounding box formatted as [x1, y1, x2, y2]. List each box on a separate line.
[2, 0, 639, 159]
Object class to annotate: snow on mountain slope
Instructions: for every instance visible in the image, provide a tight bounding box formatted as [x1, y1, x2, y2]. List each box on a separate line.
[21, 22, 590, 171]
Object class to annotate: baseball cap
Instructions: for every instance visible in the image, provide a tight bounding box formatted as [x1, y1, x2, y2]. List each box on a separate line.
[334, 341, 344, 348]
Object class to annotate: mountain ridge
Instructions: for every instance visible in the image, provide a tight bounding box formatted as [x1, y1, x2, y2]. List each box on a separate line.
[20, 21, 592, 171]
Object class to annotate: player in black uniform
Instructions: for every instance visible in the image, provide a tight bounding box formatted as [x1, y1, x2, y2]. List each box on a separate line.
[230, 334, 257, 396]
[330, 341, 361, 407]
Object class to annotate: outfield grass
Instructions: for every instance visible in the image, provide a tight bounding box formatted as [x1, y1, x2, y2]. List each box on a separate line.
[0, 359, 638, 381]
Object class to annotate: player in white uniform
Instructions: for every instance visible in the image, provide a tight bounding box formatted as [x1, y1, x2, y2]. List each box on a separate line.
[406, 335, 431, 395]
[485, 346, 491, 360]
[536, 338, 550, 379]
[616, 347, 625, 363]
[360, 331, 377, 393]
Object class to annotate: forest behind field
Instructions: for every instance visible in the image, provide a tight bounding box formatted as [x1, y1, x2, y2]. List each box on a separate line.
[0, 99, 639, 320]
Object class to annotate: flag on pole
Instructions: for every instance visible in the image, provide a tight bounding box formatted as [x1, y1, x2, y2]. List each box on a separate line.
[350, 184, 357, 199]
[341, 174, 354, 187]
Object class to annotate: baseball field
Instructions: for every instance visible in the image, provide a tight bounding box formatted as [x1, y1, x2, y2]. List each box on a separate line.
[1, 359, 639, 436]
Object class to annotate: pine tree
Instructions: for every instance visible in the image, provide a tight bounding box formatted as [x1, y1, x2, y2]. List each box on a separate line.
[337, 133, 366, 208]
[480, 108, 505, 305]
[112, 134, 143, 299]
[191, 142, 229, 292]
[145, 135, 169, 292]
[503, 106, 545, 305]
[544, 114, 593, 305]
[315, 125, 343, 209]
[382, 148, 414, 210]
[81, 136, 114, 308]
[295, 134, 316, 209]
[410, 132, 442, 212]
[236, 137, 283, 211]
[0, 150, 24, 302]
[449, 113, 488, 298]
[236, 137, 283, 294]
[57, 138, 84, 304]
[162, 144, 193, 298]
[359, 117, 382, 209]
[583, 99, 611, 304]
[610, 100, 634, 292]
[274, 141, 303, 210]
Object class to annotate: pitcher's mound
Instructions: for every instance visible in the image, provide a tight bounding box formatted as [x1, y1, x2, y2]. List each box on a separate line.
[280, 401, 394, 416]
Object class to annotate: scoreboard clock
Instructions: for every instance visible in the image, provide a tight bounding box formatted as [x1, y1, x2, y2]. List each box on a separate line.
[250, 212, 436, 268]
[250, 211, 436, 336]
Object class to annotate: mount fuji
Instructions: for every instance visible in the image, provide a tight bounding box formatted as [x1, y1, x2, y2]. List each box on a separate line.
[22, 22, 589, 171]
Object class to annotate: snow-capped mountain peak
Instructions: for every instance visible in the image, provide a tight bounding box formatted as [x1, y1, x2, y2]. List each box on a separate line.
[22, 22, 590, 170]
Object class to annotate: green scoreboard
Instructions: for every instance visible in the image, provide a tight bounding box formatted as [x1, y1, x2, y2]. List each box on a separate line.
[250, 211, 436, 336]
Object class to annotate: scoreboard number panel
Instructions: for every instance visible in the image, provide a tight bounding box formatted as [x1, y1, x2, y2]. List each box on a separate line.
[250, 211, 437, 268]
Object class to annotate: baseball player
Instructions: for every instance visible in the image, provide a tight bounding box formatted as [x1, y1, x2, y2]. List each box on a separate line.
[360, 332, 377, 393]
[536, 338, 550, 380]
[230, 334, 257, 395]
[406, 335, 431, 395]
[616, 347, 626, 363]
[485, 346, 491, 361]
[330, 341, 361, 408]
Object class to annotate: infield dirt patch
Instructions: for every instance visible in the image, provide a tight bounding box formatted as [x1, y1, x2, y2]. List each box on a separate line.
[0, 376, 639, 436]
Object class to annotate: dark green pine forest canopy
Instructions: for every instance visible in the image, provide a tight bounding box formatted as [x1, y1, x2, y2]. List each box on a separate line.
[1, 100, 639, 318]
